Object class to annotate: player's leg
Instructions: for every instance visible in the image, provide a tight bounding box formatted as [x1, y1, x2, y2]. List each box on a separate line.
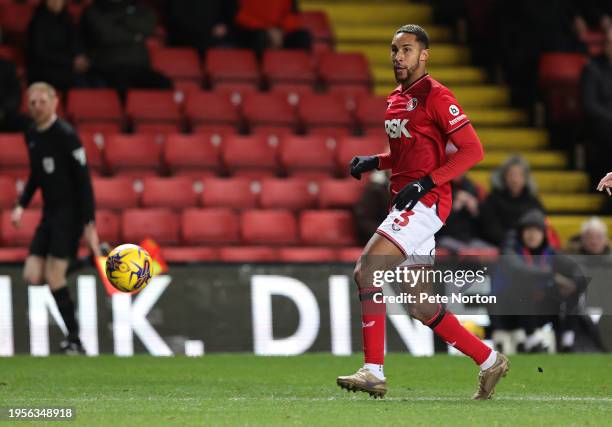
[337, 233, 404, 398]
[23, 255, 45, 285]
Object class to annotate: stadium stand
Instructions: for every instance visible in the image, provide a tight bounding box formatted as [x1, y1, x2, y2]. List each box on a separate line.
[241, 209, 299, 245]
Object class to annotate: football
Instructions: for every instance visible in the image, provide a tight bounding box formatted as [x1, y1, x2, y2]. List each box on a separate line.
[105, 244, 153, 293]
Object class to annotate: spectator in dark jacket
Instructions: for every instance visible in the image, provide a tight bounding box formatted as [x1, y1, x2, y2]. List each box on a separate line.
[81, 0, 171, 95]
[234, 0, 311, 57]
[480, 155, 545, 247]
[0, 58, 28, 132]
[166, 0, 237, 53]
[27, 0, 93, 91]
[581, 28, 612, 187]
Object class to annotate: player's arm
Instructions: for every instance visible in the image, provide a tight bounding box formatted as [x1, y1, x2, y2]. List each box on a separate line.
[349, 151, 391, 180]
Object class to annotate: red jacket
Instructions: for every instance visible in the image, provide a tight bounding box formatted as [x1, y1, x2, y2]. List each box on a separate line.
[235, 0, 300, 32]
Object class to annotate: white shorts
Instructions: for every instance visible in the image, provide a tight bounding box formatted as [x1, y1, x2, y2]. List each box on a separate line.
[376, 201, 444, 266]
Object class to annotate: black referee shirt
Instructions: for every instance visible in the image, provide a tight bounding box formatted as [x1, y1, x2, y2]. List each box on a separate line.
[18, 118, 95, 224]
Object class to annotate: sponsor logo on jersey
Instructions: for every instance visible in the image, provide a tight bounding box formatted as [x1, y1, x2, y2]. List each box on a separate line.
[384, 118, 411, 139]
[449, 114, 467, 126]
[406, 97, 418, 111]
[449, 104, 460, 116]
[42, 157, 55, 174]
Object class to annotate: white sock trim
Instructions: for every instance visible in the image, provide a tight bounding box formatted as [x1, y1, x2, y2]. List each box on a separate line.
[479, 350, 497, 371]
[364, 363, 385, 380]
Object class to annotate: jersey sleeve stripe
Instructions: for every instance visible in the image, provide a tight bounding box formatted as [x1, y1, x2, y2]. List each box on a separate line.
[446, 120, 471, 135]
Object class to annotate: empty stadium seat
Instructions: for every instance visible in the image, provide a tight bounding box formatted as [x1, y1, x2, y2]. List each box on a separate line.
[241, 92, 298, 131]
[141, 177, 199, 209]
[241, 209, 298, 245]
[218, 246, 279, 262]
[121, 209, 179, 245]
[318, 179, 365, 209]
[104, 134, 162, 176]
[278, 247, 338, 262]
[161, 246, 219, 262]
[201, 178, 258, 209]
[337, 247, 363, 263]
[279, 135, 336, 176]
[300, 210, 358, 246]
[77, 122, 123, 134]
[1, 209, 41, 247]
[0, 134, 28, 177]
[92, 177, 139, 210]
[298, 11, 334, 45]
[205, 48, 260, 86]
[259, 179, 317, 210]
[67, 89, 123, 126]
[125, 90, 183, 130]
[539, 53, 588, 122]
[181, 208, 239, 244]
[336, 136, 388, 174]
[163, 133, 222, 176]
[79, 132, 105, 173]
[355, 95, 387, 130]
[150, 47, 201, 87]
[0, 1, 35, 43]
[262, 49, 316, 87]
[298, 93, 354, 131]
[222, 135, 279, 177]
[95, 210, 120, 244]
[319, 52, 371, 89]
[184, 90, 241, 130]
[0, 177, 17, 209]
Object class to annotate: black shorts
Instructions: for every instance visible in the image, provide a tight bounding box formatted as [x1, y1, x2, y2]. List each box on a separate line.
[29, 209, 84, 260]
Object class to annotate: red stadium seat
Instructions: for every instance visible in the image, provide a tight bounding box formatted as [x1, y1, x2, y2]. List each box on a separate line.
[298, 11, 334, 44]
[133, 123, 182, 135]
[92, 177, 139, 210]
[77, 122, 123, 134]
[163, 133, 222, 176]
[241, 209, 298, 245]
[213, 81, 260, 95]
[259, 179, 317, 210]
[218, 246, 279, 262]
[184, 91, 241, 130]
[201, 178, 258, 209]
[161, 246, 219, 262]
[79, 132, 105, 173]
[150, 47, 201, 86]
[0, 134, 27, 168]
[104, 134, 162, 176]
[67, 89, 123, 126]
[222, 135, 279, 177]
[319, 52, 371, 89]
[205, 48, 260, 86]
[337, 247, 363, 263]
[242, 92, 297, 131]
[355, 95, 387, 130]
[251, 126, 295, 139]
[539, 53, 588, 122]
[300, 210, 358, 246]
[0, 2, 35, 43]
[181, 208, 239, 244]
[278, 247, 338, 262]
[308, 126, 352, 139]
[1, 209, 41, 246]
[318, 179, 365, 209]
[141, 176, 199, 209]
[336, 136, 388, 174]
[95, 210, 120, 244]
[279, 135, 336, 176]
[262, 49, 316, 87]
[121, 208, 179, 245]
[125, 90, 183, 129]
[0, 177, 17, 209]
[297, 93, 354, 131]
[0, 247, 28, 262]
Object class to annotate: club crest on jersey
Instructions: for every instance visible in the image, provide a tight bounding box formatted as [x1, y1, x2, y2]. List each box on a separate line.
[385, 118, 411, 139]
[42, 157, 55, 174]
[406, 97, 418, 111]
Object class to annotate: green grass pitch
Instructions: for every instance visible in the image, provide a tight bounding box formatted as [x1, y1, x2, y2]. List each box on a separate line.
[0, 354, 610, 426]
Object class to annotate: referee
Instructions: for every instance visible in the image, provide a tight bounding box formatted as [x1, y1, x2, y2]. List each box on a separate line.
[11, 82, 100, 355]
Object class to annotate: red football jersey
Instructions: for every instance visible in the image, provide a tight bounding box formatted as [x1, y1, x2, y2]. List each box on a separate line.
[379, 73, 471, 222]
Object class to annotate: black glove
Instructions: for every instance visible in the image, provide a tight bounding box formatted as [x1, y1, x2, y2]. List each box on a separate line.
[392, 176, 435, 211]
[349, 155, 379, 180]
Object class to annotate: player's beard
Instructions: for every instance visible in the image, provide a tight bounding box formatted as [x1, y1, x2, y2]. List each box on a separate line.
[395, 61, 420, 85]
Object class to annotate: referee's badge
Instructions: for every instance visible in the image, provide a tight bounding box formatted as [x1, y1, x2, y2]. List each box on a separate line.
[406, 97, 418, 111]
[42, 157, 55, 174]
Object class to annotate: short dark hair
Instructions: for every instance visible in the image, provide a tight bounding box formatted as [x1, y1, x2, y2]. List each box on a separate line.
[395, 24, 429, 49]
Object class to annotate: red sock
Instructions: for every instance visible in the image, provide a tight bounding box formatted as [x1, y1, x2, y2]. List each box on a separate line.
[426, 306, 492, 365]
[359, 288, 386, 365]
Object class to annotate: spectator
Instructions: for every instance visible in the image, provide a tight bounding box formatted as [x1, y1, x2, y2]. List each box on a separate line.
[27, 0, 93, 91]
[166, 0, 237, 53]
[480, 155, 545, 247]
[234, 0, 311, 57]
[567, 216, 611, 255]
[0, 58, 28, 132]
[437, 174, 495, 253]
[490, 209, 586, 353]
[581, 28, 612, 187]
[353, 170, 390, 246]
[80, 0, 171, 95]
